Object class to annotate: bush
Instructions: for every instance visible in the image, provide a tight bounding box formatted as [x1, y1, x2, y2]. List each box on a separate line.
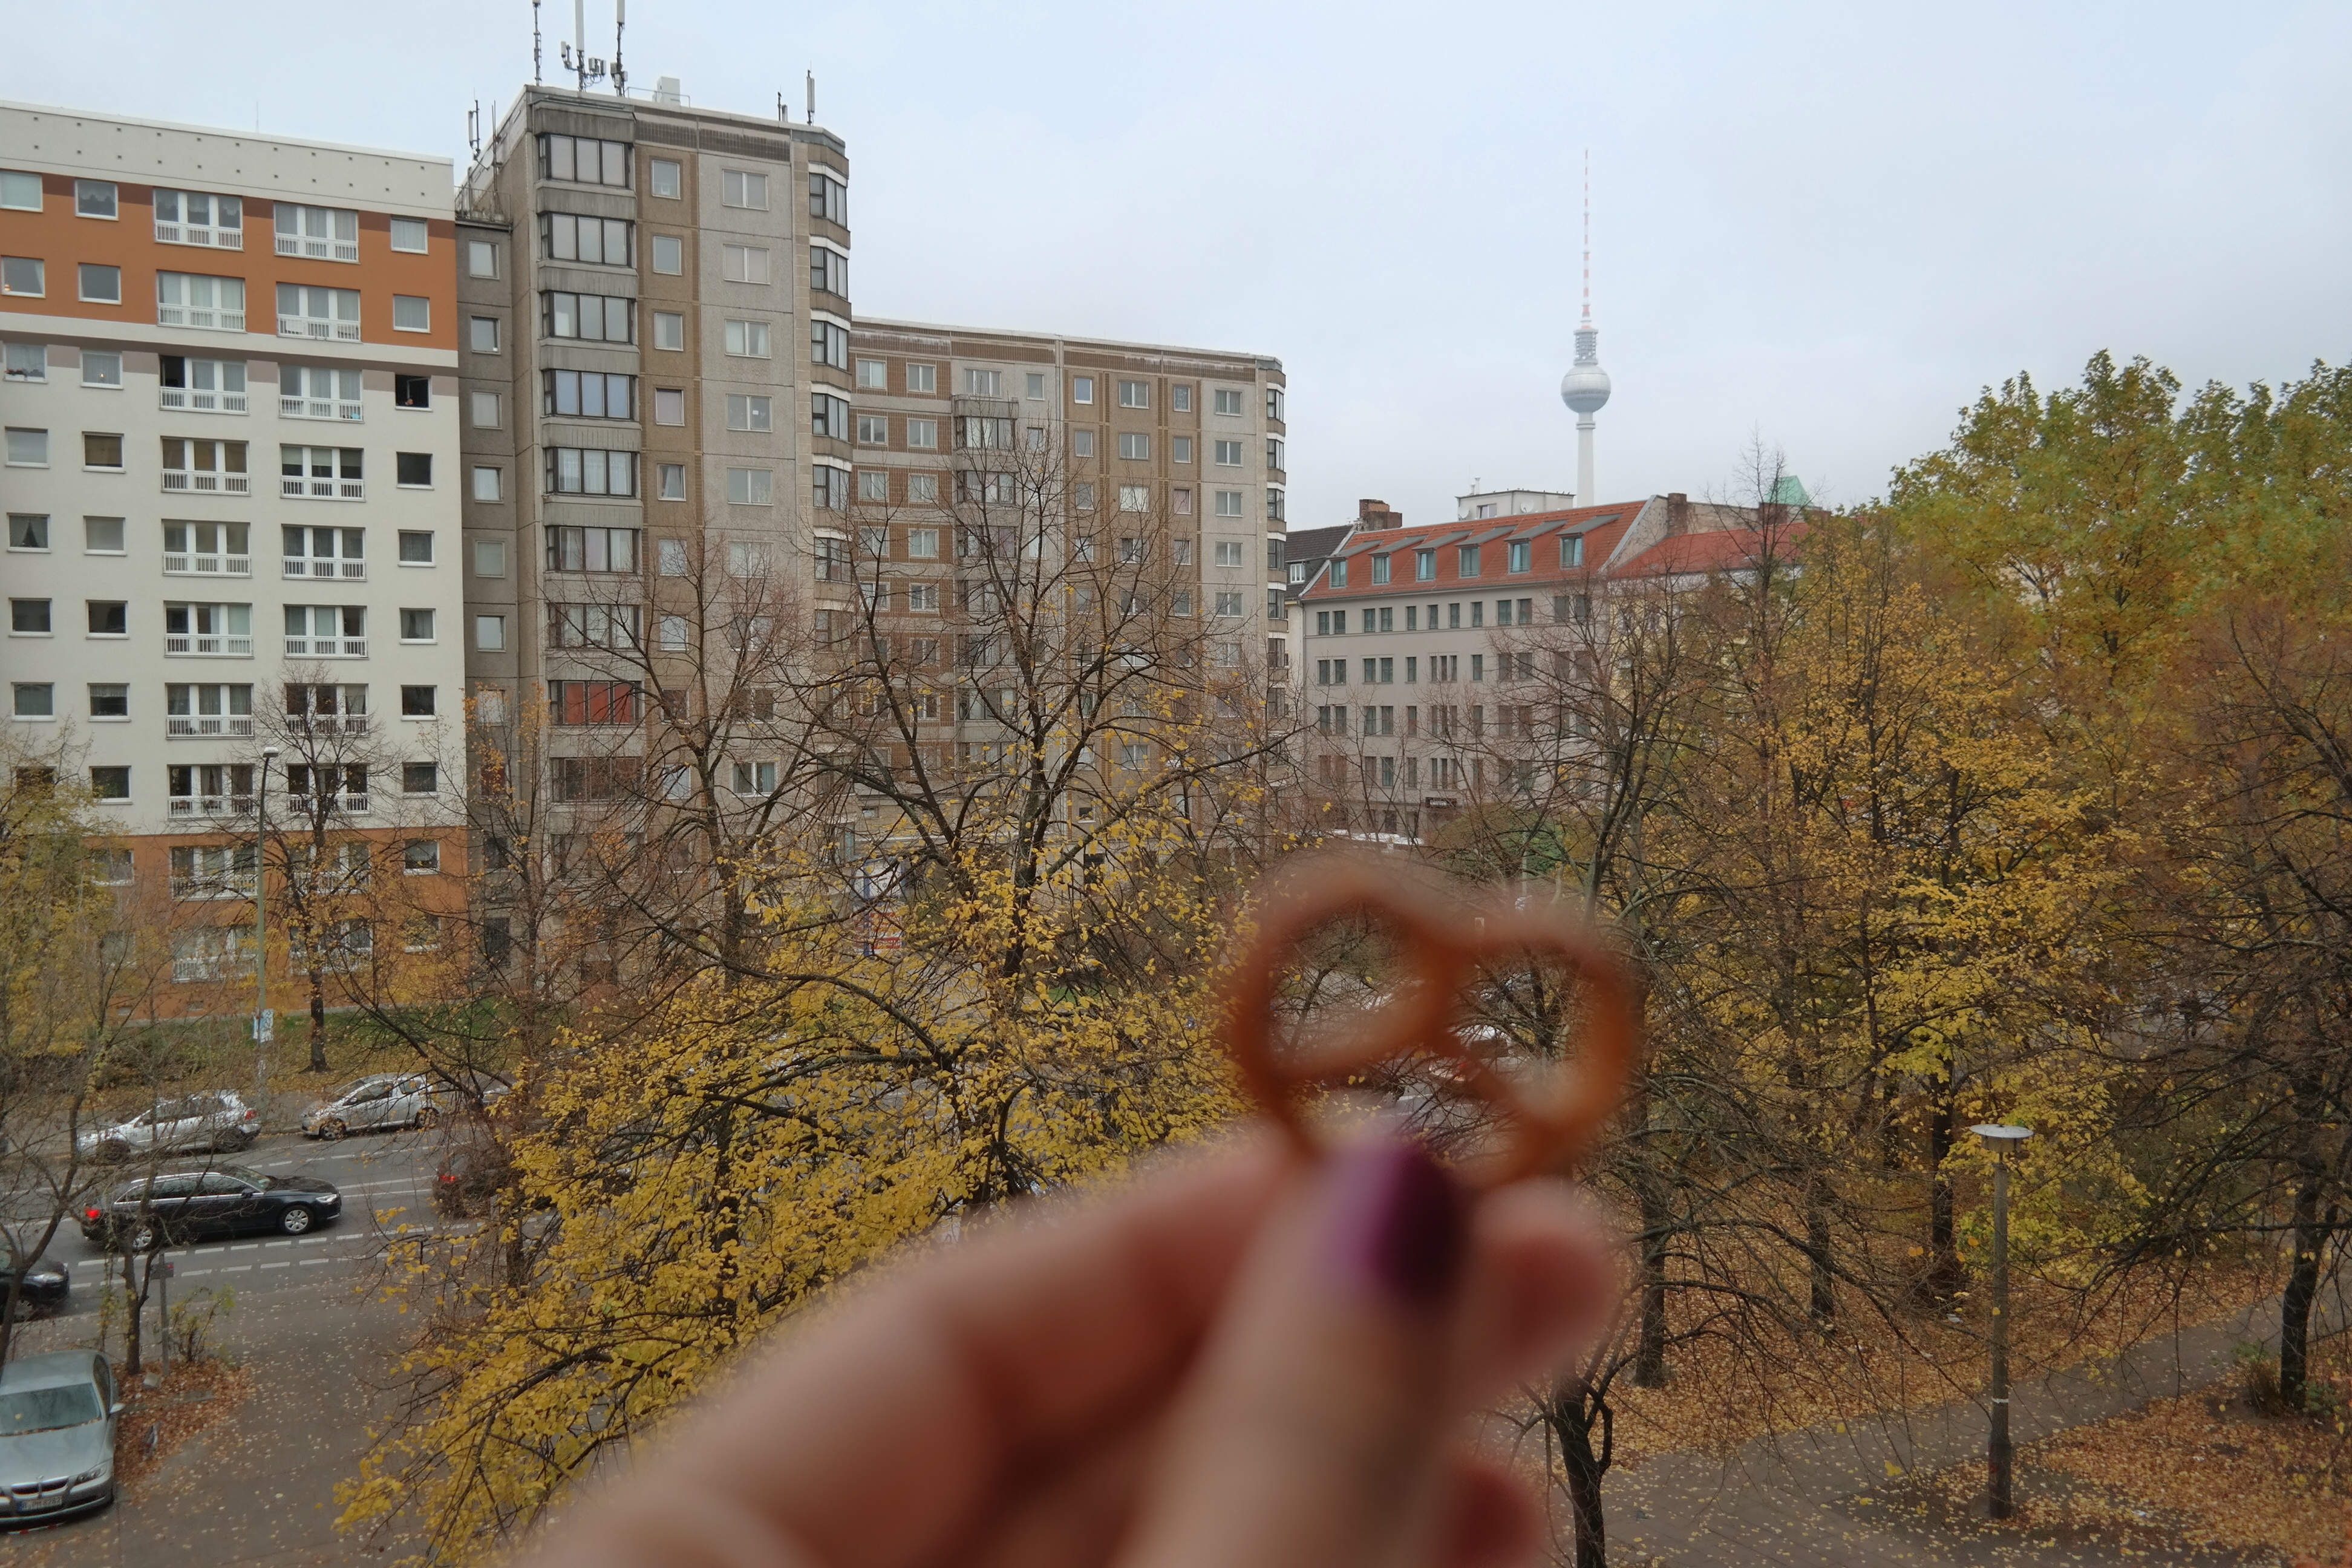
[166, 1286, 234, 1366]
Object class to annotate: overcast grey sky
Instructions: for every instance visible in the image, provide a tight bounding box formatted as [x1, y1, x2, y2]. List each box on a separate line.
[11, 2, 2349, 525]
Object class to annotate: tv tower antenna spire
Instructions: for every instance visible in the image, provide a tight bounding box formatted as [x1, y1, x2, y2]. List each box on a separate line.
[1559, 148, 1612, 506]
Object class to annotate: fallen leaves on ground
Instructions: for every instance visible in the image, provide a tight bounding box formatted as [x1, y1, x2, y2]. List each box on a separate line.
[114, 1356, 255, 1491]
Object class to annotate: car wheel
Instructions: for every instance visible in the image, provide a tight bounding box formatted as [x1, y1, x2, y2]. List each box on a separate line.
[125, 1221, 158, 1253]
[278, 1206, 315, 1235]
[414, 1106, 442, 1131]
[316, 1119, 346, 1142]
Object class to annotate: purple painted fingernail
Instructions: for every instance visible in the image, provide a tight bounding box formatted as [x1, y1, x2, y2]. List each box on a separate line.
[1324, 1138, 1468, 1309]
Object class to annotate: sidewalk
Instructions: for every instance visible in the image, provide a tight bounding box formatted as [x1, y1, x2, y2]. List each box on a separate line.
[1602, 1278, 2350, 1566]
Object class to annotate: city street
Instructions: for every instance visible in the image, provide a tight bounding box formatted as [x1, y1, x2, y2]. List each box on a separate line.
[5, 1126, 458, 1566]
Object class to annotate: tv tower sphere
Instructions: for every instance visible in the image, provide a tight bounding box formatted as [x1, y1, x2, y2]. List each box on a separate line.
[1560, 344, 1611, 416]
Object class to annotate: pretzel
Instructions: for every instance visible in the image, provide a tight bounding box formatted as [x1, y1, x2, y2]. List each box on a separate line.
[1223, 856, 1639, 1185]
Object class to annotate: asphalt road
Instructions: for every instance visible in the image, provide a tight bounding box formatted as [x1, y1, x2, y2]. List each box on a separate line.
[7, 1126, 459, 1564]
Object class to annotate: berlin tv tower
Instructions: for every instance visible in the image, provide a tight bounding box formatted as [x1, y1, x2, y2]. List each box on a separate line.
[1558, 152, 1611, 505]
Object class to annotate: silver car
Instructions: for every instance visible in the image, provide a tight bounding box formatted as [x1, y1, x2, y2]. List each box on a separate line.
[0, 1352, 117, 1520]
[302, 1075, 446, 1140]
[77, 1092, 258, 1164]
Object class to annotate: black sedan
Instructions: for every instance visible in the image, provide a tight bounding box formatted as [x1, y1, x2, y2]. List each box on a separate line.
[0, 1243, 68, 1312]
[79, 1166, 341, 1252]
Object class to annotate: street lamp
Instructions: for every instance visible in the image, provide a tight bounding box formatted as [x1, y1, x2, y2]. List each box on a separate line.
[1971, 1121, 2034, 1519]
[253, 745, 279, 1117]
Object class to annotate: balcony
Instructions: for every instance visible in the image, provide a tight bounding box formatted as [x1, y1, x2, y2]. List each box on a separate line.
[281, 475, 365, 501]
[285, 791, 370, 817]
[164, 552, 252, 577]
[160, 387, 247, 414]
[283, 557, 366, 581]
[166, 794, 256, 820]
[279, 394, 362, 422]
[154, 220, 243, 250]
[158, 305, 245, 332]
[277, 316, 361, 342]
[166, 715, 257, 739]
[165, 633, 254, 657]
[283, 635, 366, 658]
[170, 871, 256, 899]
[162, 469, 252, 495]
[276, 233, 359, 264]
[289, 714, 368, 737]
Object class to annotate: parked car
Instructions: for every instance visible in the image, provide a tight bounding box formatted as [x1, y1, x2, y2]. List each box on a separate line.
[0, 1242, 67, 1315]
[76, 1092, 258, 1164]
[302, 1071, 509, 1140]
[79, 1165, 341, 1252]
[0, 1351, 117, 1521]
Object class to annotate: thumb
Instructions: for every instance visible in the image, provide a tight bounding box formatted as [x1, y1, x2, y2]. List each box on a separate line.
[1116, 1135, 1478, 1568]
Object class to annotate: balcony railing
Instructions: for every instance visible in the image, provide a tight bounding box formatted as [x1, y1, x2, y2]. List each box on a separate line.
[162, 469, 252, 495]
[170, 872, 256, 899]
[279, 395, 361, 422]
[154, 221, 243, 250]
[164, 633, 255, 656]
[160, 387, 247, 414]
[285, 791, 370, 816]
[283, 635, 366, 658]
[158, 305, 245, 332]
[277, 315, 361, 342]
[166, 794, 256, 819]
[276, 234, 359, 263]
[166, 715, 257, 739]
[163, 552, 252, 577]
[289, 714, 368, 737]
[283, 557, 365, 580]
[281, 475, 365, 501]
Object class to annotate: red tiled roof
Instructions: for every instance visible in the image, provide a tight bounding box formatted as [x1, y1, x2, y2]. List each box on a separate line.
[1302, 502, 1641, 601]
[1613, 520, 1808, 579]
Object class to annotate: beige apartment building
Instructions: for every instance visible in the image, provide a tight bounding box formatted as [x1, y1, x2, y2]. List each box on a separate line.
[0, 100, 469, 1006]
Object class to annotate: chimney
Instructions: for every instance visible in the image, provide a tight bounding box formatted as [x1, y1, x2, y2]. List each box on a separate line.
[1357, 498, 1403, 530]
[1666, 492, 1688, 536]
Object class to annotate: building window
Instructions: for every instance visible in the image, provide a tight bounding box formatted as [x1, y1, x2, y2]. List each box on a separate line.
[1172, 385, 1193, 412]
[1509, 540, 1531, 573]
[649, 158, 682, 198]
[812, 319, 850, 369]
[470, 391, 501, 429]
[163, 272, 249, 332]
[659, 614, 688, 650]
[1459, 544, 1481, 577]
[544, 449, 638, 497]
[392, 452, 431, 488]
[400, 683, 437, 716]
[395, 373, 431, 409]
[550, 681, 641, 725]
[1266, 487, 1287, 522]
[90, 684, 128, 719]
[470, 316, 500, 353]
[1267, 437, 1285, 470]
[5, 428, 47, 466]
[79, 351, 121, 388]
[726, 468, 773, 505]
[13, 682, 53, 718]
[1329, 560, 1348, 589]
[544, 525, 640, 572]
[1370, 552, 1391, 584]
[87, 599, 128, 635]
[392, 295, 430, 332]
[855, 413, 889, 446]
[472, 466, 503, 501]
[146, 189, 241, 249]
[75, 180, 118, 219]
[813, 393, 851, 441]
[1214, 540, 1245, 567]
[809, 169, 847, 223]
[810, 243, 848, 296]
[283, 604, 367, 657]
[1213, 388, 1244, 416]
[399, 609, 436, 642]
[658, 463, 686, 500]
[475, 614, 506, 650]
[466, 238, 498, 276]
[3, 342, 45, 380]
[6, 514, 45, 550]
[90, 766, 131, 802]
[909, 474, 939, 505]
[1562, 534, 1585, 567]
[541, 212, 633, 266]
[280, 364, 363, 422]
[276, 202, 359, 260]
[651, 234, 684, 274]
[0, 257, 42, 297]
[1215, 592, 1244, 618]
[162, 602, 253, 656]
[1214, 489, 1244, 518]
[403, 762, 440, 793]
[718, 242, 769, 284]
[1213, 439, 1244, 467]
[79, 263, 122, 304]
[724, 318, 771, 357]
[1172, 435, 1192, 464]
[653, 388, 685, 425]
[544, 370, 635, 419]
[0, 172, 36, 211]
[814, 465, 849, 512]
[83, 433, 123, 469]
[403, 840, 440, 875]
[543, 291, 635, 343]
[475, 540, 508, 577]
[1118, 432, 1150, 461]
[652, 310, 685, 351]
[1117, 379, 1149, 408]
[722, 169, 769, 209]
[858, 471, 888, 503]
[1117, 485, 1150, 513]
[907, 364, 938, 393]
[726, 393, 774, 433]
[540, 134, 631, 186]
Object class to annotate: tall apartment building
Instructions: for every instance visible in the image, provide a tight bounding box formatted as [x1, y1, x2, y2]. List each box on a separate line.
[452, 86, 847, 768]
[0, 101, 468, 1003]
[847, 318, 1289, 702]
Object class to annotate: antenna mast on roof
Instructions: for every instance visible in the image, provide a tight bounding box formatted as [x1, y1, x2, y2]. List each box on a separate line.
[806, 70, 816, 125]
[612, 0, 626, 96]
[532, 0, 543, 84]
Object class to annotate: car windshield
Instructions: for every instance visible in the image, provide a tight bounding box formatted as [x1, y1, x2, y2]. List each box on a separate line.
[335, 1079, 387, 1104]
[0, 1383, 101, 1434]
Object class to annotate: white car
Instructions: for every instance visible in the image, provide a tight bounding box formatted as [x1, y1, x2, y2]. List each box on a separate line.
[301, 1073, 505, 1140]
[76, 1093, 258, 1164]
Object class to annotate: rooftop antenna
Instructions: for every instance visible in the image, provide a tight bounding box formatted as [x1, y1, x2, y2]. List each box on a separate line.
[806, 69, 816, 125]
[532, 0, 543, 85]
[467, 99, 482, 159]
[612, 0, 626, 96]
[558, 0, 609, 90]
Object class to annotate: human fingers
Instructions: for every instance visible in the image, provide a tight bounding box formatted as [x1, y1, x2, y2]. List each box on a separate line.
[1114, 1135, 1606, 1568]
[1444, 1177, 1618, 1407]
[544, 1132, 1290, 1568]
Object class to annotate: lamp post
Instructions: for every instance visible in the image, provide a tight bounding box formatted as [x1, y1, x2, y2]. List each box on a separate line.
[253, 746, 279, 1119]
[1971, 1121, 2033, 1518]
